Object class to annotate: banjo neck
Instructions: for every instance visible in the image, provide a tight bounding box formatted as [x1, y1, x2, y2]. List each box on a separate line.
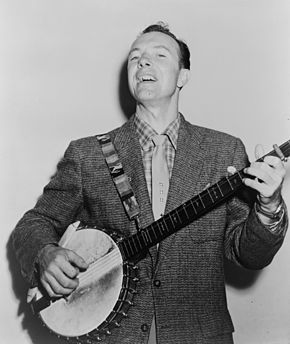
[119, 140, 290, 261]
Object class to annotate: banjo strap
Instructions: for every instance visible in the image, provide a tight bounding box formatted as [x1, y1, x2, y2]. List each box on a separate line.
[97, 133, 141, 228]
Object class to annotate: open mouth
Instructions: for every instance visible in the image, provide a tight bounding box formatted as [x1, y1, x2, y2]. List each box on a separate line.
[137, 74, 156, 83]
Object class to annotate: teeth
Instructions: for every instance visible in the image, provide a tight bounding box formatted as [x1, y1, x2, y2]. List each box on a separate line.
[139, 75, 155, 82]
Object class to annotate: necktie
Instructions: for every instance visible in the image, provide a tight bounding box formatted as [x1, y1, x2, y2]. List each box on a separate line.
[151, 135, 170, 220]
[147, 135, 170, 344]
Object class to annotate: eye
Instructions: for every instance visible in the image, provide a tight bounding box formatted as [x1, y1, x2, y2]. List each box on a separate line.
[129, 54, 139, 62]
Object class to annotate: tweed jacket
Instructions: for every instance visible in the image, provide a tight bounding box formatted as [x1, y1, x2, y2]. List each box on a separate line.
[12, 114, 287, 344]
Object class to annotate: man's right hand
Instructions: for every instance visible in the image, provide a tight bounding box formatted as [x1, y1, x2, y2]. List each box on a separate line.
[37, 244, 89, 298]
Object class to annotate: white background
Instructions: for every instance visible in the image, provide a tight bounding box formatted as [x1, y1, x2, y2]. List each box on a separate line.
[1, 1, 290, 343]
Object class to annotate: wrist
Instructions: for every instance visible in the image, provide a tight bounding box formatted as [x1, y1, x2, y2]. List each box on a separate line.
[256, 193, 282, 213]
[40, 242, 59, 253]
[36, 243, 59, 267]
[255, 200, 283, 220]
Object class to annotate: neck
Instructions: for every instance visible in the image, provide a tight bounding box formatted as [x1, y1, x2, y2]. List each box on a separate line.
[135, 98, 179, 134]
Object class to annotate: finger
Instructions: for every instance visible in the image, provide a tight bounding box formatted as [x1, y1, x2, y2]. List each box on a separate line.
[61, 260, 80, 279]
[263, 155, 286, 175]
[41, 278, 65, 298]
[50, 263, 80, 290]
[243, 169, 282, 198]
[244, 163, 275, 184]
[243, 176, 265, 194]
[66, 250, 89, 271]
[242, 177, 275, 199]
[41, 271, 78, 296]
[250, 161, 285, 185]
[44, 248, 87, 277]
[255, 144, 265, 160]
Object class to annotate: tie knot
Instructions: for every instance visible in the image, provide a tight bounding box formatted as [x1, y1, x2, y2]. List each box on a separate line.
[152, 134, 167, 147]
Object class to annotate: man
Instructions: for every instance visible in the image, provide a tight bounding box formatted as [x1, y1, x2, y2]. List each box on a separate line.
[12, 23, 288, 344]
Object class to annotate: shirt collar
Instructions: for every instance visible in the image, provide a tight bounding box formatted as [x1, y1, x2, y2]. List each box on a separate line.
[134, 113, 180, 151]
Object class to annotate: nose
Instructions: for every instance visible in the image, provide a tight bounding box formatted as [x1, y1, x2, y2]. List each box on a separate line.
[138, 54, 151, 68]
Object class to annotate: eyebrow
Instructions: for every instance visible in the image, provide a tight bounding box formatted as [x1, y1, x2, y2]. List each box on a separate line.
[128, 45, 172, 57]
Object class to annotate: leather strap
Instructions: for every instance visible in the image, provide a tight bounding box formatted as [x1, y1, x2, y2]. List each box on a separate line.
[97, 134, 140, 224]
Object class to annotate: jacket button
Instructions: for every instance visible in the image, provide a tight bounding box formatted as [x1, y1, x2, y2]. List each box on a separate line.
[141, 323, 149, 332]
[154, 279, 161, 287]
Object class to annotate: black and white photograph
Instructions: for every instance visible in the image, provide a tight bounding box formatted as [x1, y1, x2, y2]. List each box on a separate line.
[1, 1, 290, 343]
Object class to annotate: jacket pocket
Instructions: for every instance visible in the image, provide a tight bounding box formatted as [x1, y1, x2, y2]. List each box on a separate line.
[198, 311, 234, 338]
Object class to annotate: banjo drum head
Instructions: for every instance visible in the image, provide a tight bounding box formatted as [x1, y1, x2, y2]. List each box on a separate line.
[39, 228, 123, 338]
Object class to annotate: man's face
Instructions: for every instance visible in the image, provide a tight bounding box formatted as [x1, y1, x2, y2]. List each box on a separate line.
[127, 31, 184, 104]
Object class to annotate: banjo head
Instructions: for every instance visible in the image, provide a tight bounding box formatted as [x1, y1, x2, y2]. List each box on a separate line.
[39, 228, 124, 338]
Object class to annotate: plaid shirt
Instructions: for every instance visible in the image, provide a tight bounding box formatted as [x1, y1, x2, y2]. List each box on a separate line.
[134, 113, 180, 201]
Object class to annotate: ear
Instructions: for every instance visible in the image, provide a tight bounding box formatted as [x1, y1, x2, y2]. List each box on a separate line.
[177, 69, 190, 88]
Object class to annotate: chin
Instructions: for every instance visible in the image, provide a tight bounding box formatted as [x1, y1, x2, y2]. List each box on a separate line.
[136, 89, 157, 100]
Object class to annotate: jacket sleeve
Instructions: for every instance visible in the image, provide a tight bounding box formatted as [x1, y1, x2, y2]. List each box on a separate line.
[11, 141, 84, 286]
[223, 138, 288, 269]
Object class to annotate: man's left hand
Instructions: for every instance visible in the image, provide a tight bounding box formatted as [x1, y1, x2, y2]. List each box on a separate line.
[243, 144, 286, 212]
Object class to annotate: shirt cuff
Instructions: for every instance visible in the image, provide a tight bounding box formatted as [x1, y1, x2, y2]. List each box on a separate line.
[254, 199, 287, 235]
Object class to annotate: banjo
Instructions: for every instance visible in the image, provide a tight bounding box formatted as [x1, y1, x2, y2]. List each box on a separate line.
[30, 140, 290, 343]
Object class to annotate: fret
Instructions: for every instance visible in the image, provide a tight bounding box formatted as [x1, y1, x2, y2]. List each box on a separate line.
[122, 241, 131, 258]
[164, 216, 172, 232]
[140, 230, 151, 247]
[175, 207, 188, 224]
[198, 194, 205, 208]
[145, 227, 152, 243]
[200, 191, 214, 208]
[167, 213, 176, 228]
[189, 200, 197, 214]
[131, 236, 139, 253]
[134, 234, 141, 250]
[170, 212, 180, 226]
[219, 178, 234, 195]
[210, 185, 221, 200]
[157, 222, 163, 236]
[150, 224, 158, 240]
[141, 230, 151, 245]
[226, 176, 234, 191]
[236, 170, 244, 182]
[230, 174, 242, 187]
[216, 181, 224, 197]
[193, 197, 205, 212]
[159, 220, 167, 234]
[156, 221, 163, 237]
[128, 237, 137, 255]
[126, 238, 135, 257]
[206, 188, 215, 203]
[183, 203, 190, 218]
[135, 232, 144, 250]
[149, 230, 155, 243]
[175, 209, 182, 223]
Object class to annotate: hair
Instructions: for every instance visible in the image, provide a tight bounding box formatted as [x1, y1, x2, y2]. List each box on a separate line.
[141, 22, 190, 70]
